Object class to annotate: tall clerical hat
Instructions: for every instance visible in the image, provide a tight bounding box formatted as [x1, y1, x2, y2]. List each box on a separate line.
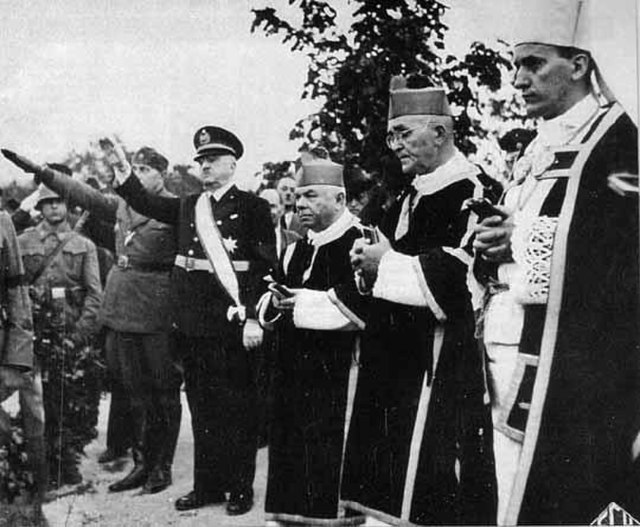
[298, 161, 344, 187]
[193, 126, 244, 161]
[509, 0, 637, 120]
[388, 76, 452, 120]
[35, 184, 62, 210]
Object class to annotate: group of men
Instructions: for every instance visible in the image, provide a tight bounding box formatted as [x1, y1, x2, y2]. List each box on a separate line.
[0, 2, 638, 526]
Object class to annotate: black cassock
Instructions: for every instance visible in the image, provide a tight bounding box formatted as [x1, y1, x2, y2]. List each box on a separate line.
[340, 170, 497, 526]
[264, 215, 366, 526]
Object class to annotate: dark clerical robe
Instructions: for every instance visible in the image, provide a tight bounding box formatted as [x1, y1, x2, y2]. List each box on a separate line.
[340, 152, 497, 525]
[261, 210, 366, 526]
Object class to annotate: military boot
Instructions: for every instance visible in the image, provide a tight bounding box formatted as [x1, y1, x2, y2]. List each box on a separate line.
[25, 435, 49, 502]
[108, 444, 148, 492]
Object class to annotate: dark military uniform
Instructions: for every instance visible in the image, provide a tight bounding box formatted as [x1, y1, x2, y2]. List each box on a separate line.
[116, 173, 276, 500]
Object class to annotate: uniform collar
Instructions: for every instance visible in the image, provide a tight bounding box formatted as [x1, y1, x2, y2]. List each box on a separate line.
[206, 182, 236, 202]
[36, 220, 71, 240]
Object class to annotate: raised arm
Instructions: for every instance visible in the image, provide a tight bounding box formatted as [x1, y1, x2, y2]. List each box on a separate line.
[100, 139, 180, 225]
[115, 172, 180, 225]
[39, 168, 119, 223]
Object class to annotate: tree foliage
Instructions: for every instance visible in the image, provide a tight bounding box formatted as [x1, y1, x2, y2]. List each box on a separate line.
[251, 0, 517, 175]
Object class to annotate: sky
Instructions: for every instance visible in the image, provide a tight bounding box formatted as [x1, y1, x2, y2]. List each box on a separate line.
[0, 0, 636, 188]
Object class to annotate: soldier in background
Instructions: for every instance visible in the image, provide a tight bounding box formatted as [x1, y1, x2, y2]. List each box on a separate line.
[18, 185, 103, 488]
[0, 211, 41, 510]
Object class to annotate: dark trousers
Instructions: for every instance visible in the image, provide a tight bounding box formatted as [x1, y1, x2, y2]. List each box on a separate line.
[106, 330, 182, 468]
[178, 331, 258, 497]
[104, 356, 133, 454]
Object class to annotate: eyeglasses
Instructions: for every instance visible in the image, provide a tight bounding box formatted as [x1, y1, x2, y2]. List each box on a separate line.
[385, 123, 428, 149]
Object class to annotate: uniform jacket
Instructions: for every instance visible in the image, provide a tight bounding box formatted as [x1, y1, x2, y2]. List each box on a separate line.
[116, 174, 276, 337]
[38, 171, 177, 333]
[18, 221, 102, 341]
[477, 103, 640, 525]
[0, 211, 33, 370]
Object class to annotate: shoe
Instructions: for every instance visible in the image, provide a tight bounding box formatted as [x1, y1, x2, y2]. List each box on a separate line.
[108, 464, 148, 492]
[108, 446, 148, 492]
[142, 466, 172, 494]
[98, 448, 127, 464]
[174, 490, 226, 511]
[226, 490, 254, 516]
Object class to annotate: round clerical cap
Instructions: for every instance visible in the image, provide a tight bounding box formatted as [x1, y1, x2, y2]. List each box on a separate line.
[133, 147, 169, 173]
[193, 126, 244, 161]
[388, 76, 452, 120]
[35, 184, 62, 210]
[299, 161, 344, 187]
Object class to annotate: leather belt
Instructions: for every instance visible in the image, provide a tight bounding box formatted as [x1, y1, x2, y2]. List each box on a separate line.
[174, 254, 249, 273]
[117, 255, 173, 272]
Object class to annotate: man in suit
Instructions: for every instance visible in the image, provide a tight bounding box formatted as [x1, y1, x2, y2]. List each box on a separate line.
[259, 188, 301, 258]
[111, 126, 276, 515]
[275, 176, 305, 235]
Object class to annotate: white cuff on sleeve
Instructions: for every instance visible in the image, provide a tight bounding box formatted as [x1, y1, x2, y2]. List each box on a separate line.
[372, 250, 428, 307]
[293, 289, 355, 331]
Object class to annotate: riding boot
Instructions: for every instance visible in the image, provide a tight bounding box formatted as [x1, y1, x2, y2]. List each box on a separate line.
[108, 414, 149, 492]
[143, 396, 181, 494]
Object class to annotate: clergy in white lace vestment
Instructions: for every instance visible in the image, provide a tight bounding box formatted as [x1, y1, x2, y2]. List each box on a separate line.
[473, 0, 639, 524]
[340, 78, 497, 526]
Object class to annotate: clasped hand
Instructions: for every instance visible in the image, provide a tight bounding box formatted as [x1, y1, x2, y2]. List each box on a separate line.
[350, 233, 392, 286]
[472, 208, 514, 263]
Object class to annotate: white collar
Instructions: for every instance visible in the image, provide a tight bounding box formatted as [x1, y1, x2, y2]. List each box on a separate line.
[410, 149, 478, 202]
[306, 209, 359, 248]
[205, 182, 235, 201]
[535, 94, 601, 147]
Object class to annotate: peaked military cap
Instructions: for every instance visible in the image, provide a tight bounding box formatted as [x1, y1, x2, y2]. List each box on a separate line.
[193, 126, 244, 161]
[388, 76, 452, 120]
[299, 161, 344, 187]
[133, 147, 169, 173]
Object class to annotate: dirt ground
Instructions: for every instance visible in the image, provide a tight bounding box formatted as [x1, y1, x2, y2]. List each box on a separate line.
[41, 393, 268, 527]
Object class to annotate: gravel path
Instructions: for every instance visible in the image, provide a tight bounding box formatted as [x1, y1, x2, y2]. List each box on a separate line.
[43, 393, 268, 526]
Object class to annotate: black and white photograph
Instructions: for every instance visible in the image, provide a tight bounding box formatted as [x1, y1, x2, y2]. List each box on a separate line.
[0, 0, 637, 525]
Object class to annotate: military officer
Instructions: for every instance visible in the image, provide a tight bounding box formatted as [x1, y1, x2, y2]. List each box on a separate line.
[111, 126, 276, 515]
[18, 185, 103, 488]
